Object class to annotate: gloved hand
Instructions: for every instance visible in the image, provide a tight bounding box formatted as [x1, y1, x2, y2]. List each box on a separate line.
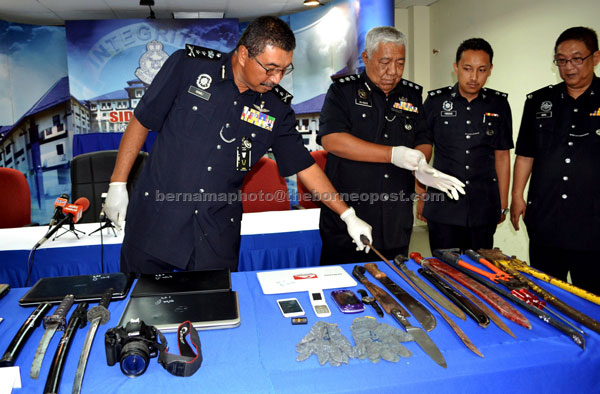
[296, 321, 357, 367]
[391, 146, 425, 171]
[104, 182, 128, 230]
[340, 207, 373, 253]
[350, 317, 413, 363]
[414, 159, 466, 200]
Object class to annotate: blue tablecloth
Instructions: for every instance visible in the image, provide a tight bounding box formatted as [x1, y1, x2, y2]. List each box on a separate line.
[0, 230, 322, 288]
[1, 261, 599, 394]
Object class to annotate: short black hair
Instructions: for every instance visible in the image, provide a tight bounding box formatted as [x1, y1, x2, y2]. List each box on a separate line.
[237, 16, 296, 58]
[555, 26, 599, 54]
[455, 38, 494, 64]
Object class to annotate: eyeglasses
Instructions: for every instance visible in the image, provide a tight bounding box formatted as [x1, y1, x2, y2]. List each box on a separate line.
[553, 53, 593, 67]
[253, 57, 294, 76]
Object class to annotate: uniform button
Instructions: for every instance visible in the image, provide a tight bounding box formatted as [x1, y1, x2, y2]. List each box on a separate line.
[565, 158, 571, 164]
[251, 133, 256, 138]
[207, 166, 213, 171]
[562, 194, 568, 199]
[571, 124, 576, 129]
[194, 209, 198, 214]
[384, 174, 389, 179]
[362, 113, 366, 118]
[233, 101, 238, 106]
[563, 176, 569, 181]
[465, 150, 470, 154]
[144, 192, 149, 197]
[217, 144, 222, 150]
[465, 180, 470, 185]
[444, 121, 449, 125]
[466, 106, 471, 111]
[466, 135, 471, 139]
[466, 120, 471, 124]
[192, 106, 198, 111]
[568, 141, 574, 146]
[200, 188, 205, 193]
[574, 108, 579, 112]
[384, 133, 388, 138]
[230, 217, 234, 222]
[225, 123, 230, 128]
[465, 165, 470, 170]
[382, 194, 389, 201]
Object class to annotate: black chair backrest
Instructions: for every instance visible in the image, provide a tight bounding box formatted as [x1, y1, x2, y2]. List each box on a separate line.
[71, 150, 148, 223]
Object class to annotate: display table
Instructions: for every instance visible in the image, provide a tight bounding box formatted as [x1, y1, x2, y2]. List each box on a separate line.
[0, 209, 322, 287]
[0, 261, 599, 394]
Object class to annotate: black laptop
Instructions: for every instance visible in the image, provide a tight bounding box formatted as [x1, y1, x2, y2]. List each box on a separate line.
[19, 272, 133, 306]
[129, 269, 231, 297]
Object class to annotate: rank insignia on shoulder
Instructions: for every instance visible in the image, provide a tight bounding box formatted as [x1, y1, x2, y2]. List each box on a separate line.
[185, 44, 223, 60]
[589, 108, 600, 116]
[401, 79, 422, 91]
[331, 74, 360, 83]
[428, 86, 452, 97]
[272, 85, 293, 105]
[482, 87, 508, 98]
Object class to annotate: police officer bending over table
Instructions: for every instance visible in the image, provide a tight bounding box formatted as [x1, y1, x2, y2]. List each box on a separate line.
[103, 16, 372, 275]
[416, 38, 513, 252]
[511, 26, 600, 294]
[318, 26, 465, 266]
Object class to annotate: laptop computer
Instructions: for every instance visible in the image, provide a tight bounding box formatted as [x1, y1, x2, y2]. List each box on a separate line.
[130, 269, 231, 297]
[118, 291, 241, 332]
[19, 272, 133, 306]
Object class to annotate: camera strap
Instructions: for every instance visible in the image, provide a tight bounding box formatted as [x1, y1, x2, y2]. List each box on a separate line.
[157, 321, 203, 377]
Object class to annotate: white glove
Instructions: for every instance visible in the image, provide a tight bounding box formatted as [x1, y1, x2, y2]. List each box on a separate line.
[104, 182, 128, 230]
[391, 146, 425, 171]
[340, 207, 373, 253]
[414, 159, 466, 200]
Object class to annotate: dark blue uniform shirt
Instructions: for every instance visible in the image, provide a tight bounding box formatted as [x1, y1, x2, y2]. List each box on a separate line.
[422, 84, 513, 227]
[317, 73, 428, 250]
[125, 46, 313, 270]
[516, 76, 600, 251]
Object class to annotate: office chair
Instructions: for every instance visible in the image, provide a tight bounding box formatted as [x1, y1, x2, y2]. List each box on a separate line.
[71, 150, 148, 223]
[296, 150, 328, 209]
[0, 167, 32, 228]
[241, 156, 290, 213]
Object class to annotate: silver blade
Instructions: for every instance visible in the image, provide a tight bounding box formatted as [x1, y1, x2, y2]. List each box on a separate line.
[407, 325, 447, 368]
[72, 318, 101, 394]
[30, 324, 58, 379]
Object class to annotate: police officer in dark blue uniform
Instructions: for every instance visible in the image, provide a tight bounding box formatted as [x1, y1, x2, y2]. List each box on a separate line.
[417, 38, 513, 252]
[104, 16, 373, 274]
[512, 27, 600, 293]
[318, 26, 465, 266]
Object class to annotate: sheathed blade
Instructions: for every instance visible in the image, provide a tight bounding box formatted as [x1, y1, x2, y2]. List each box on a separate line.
[391, 310, 447, 368]
[72, 318, 100, 394]
[396, 259, 466, 321]
[30, 325, 58, 379]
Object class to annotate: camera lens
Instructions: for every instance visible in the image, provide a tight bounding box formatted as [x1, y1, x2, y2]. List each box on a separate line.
[119, 341, 150, 377]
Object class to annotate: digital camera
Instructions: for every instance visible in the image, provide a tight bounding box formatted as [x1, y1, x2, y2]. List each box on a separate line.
[105, 319, 162, 377]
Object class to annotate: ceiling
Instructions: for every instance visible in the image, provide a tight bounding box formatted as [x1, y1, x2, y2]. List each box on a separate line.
[0, 0, 438, 26]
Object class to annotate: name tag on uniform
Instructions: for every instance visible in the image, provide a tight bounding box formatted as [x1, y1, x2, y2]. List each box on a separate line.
[536, 111, 552, 119]
[241, 106, 275, 131]
[188, 85, 211, 101]
[441, 111, 457, 117]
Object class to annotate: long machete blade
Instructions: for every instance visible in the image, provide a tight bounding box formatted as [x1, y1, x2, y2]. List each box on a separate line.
[30, 294, 74, 379]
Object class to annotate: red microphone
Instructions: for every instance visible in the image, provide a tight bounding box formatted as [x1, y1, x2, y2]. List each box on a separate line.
[34, 197, 90, 249]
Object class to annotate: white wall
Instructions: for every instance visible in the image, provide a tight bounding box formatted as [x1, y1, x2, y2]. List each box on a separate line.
[397, 0, 600, 261]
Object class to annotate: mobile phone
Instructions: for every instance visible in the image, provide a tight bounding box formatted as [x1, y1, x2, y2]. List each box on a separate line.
[308, 289, 331, 318]
[276, 298, 305, 318]
[330, 289, 365, 313]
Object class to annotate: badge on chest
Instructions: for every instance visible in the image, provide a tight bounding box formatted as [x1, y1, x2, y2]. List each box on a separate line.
[237, 137, 252, 171]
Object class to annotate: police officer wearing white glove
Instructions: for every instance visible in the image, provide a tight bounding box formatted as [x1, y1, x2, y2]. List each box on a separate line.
[103, 182, 128, 230]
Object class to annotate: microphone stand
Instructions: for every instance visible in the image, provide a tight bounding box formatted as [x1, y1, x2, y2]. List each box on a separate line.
[53, 221, 86, 241]
[88, 212, 117, 237]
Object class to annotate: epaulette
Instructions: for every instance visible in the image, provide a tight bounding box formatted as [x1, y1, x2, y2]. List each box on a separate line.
[400, 79, 422, 92]
[272, 85, 293, 105]
[526, 84, 557, 100]
[482, 87, 508, 98]
[184, 44, 223, 60]
[331, 74, 361, 83]
[427, 86, 453, 97]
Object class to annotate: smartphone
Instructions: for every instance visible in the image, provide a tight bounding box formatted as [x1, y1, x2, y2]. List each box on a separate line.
[330, 289, 365, 314]
[276, 298, 305, 318]
[308, 289, 331, 317]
